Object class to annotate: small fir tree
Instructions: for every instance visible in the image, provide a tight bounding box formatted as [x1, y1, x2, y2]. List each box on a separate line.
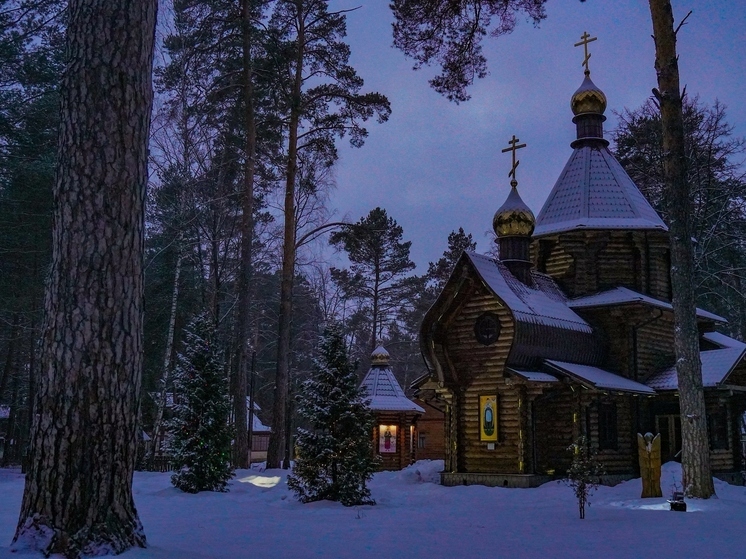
[565, 436, 605, 519]
[169, 313, 234, 493]
[288, 326, 379, 506]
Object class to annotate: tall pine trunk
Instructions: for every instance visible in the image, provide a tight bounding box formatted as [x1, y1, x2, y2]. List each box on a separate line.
[150, 247, 183, 464]
[13, 0, 156, 555]
[648, 0, 715, 498]
[232, 0, 258, 469]
[268, 0, 305, 470]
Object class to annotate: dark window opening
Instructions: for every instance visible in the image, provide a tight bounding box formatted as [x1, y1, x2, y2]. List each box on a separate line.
[418, 433, 426, 449]
[708, 412, 729, 450]
[598, 403, 618, 451]
[474, 312, 501, 346]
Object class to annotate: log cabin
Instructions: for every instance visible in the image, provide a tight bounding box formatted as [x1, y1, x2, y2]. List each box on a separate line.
[361, 346, 424, 470]
[417, 63, 746, 488]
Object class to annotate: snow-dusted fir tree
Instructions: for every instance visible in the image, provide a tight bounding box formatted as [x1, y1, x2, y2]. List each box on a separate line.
[168, 313, 234, 493]
[288, 326, 378, 506]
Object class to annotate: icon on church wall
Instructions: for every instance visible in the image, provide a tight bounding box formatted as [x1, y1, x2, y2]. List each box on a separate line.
[379, 425, 397, 453]
[480, 395, 498, 442]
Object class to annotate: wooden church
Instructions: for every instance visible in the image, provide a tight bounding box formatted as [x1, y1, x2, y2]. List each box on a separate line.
[361, 346, 424, 470]
[417, 43, 746, 488]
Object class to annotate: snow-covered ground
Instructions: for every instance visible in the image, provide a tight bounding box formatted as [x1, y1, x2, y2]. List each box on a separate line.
[1, 461, 744, 558]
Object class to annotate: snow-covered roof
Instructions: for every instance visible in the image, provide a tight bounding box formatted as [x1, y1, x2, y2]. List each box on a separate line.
[545, 359, 656, 395]
[534, 146, 668, 237]
[148, 393, 269, 431]
[568, 287, 726, 323]
[703, 331, 746, 350]
[507, 368, 559, 383]
[361, 347, 424, 413]
[466, 251, 593, 334]
[645, 347, 746, 391]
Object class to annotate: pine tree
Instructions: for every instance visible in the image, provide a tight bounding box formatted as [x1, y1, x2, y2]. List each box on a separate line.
[169, 314, 234, 493]
[565, 436, 605, 520]
[288, 326, 378, 506]
[329, 207, 416, 354]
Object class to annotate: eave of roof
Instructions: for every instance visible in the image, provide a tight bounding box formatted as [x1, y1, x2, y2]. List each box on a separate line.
[507, 368, 559, 383]
[545, 359, 656, 395]
[568, 287, 726, 323]
[645, 347, 746, 391]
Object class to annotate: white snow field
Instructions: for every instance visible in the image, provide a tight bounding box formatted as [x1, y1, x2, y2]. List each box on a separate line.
[1, 461, 744, 558]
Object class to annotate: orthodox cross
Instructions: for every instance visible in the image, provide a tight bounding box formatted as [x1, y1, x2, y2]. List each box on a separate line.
[574, 31, 597, 75]
[501, 135, 526, 187]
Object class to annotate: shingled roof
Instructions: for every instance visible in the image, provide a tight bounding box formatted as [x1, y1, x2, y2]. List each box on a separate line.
[645, 345, 746, 391]
[360, 347, 424, 413]
[568, 286, 726, 323]
[534, 146, 668, 237]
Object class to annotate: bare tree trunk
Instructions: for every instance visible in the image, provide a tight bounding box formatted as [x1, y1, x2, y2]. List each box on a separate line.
[2, 359, 20, 465]
[150, 248, 183, 464]
[13, 0, 156, 555]
[268, 0, 305, 470]
[649, 0, 714, 498]
[0, 312, 19, 401]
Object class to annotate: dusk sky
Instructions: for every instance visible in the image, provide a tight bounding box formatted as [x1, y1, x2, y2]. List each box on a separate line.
[325, 1, 745, 270]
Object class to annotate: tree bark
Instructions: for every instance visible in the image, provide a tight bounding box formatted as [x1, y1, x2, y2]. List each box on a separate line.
[13, 0, 156, 555]
[232, 0, 258, 470]
[648, 0, 715, 498]
[0, 312, 19, 402]
[268, 0, 305, 470]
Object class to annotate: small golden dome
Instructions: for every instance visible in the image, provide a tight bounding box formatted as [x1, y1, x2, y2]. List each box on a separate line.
[571, 73, 607, 116]
[493, 186, 535, 237]
[371, 346, 390, 366]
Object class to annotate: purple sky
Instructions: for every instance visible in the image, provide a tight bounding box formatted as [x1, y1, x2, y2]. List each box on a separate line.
[326, 1, 746, 270]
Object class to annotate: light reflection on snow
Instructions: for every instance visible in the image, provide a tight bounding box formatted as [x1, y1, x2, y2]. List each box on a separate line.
[237, 475, 281, 488]
[607, 500, 700, 512]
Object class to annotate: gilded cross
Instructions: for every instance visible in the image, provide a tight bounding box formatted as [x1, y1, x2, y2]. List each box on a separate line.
[574, 31, 597, 75]
[501, 135, 526, 187]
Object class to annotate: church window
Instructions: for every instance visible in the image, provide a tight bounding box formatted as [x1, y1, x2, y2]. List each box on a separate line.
[474, 312, 501, 345]
[418, 433, 426, 449]
[598, 403, 618, 450]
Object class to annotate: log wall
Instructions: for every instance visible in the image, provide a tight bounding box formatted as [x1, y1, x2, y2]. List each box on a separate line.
[583, 394, 638, 474]
[533, 230, 671, 299]
[444, 283, 523, 473]
[413, 399, 446, 462]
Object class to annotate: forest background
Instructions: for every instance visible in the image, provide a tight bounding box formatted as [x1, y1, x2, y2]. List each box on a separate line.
[0, 0, 743, 469]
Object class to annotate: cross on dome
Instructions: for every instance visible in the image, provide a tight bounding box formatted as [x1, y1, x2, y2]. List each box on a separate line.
[574, 31, 597, 76]
[501, 135, 527, 188]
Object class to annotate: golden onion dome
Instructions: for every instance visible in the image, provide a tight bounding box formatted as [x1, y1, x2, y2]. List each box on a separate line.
[493, 186, 535, 238]
[571, 73, 607, 116]
[371, 345, 390, 367]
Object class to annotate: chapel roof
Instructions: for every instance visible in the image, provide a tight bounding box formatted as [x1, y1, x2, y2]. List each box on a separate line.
[466, 251, 592, 334]
[545, 359, 656, 395]
[568, 286, 726, 323]
[534, 146, 668, 237]
[645, 341, 746, 391]
[361, 346, 424, 413]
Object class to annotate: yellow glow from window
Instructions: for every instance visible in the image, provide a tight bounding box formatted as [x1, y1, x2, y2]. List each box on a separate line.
[236, 475, 281, 488]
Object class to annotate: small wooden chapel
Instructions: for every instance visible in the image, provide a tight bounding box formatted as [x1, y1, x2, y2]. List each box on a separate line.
[361, 346, 424, 470]
[417, 35, 746, 488]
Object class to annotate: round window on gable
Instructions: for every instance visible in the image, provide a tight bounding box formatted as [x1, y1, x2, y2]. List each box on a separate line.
[474, 312, 501, 346]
